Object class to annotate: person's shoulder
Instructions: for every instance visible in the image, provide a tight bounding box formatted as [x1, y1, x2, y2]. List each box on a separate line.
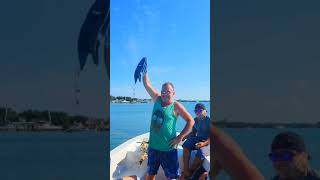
[153, 96, 161, 103]
[174, 100, 182, 106]
[174, 101, 184, 110]
[193, 117, 198, 122]
[205, 116, 211, 122]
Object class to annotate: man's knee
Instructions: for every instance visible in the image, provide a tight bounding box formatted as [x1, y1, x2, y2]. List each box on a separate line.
[183, 147, 190, 151]
[146, 174, 155, 180]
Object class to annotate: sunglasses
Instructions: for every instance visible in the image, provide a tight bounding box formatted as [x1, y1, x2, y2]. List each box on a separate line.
[269, 151, 296, 162]
[194, 109, 203, 113]
[161, 90, 171, 95]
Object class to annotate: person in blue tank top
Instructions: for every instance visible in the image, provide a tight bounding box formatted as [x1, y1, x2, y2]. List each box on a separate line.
[141, 72, 194, 180]
[181, 103, 210, 179]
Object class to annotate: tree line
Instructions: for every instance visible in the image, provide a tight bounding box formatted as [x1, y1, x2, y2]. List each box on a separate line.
[0, 107, 106, 130]
[110, 95, 151, 102]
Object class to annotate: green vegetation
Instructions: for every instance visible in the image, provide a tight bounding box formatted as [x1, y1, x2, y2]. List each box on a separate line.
[110, 95, 151, 103]
[0, 107, 108, 131]
[111, 95, 138, 102]
[110, 95, 209, 103]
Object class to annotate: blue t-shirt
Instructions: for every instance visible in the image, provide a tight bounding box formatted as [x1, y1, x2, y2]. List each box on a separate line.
[191, 116, 210, 139]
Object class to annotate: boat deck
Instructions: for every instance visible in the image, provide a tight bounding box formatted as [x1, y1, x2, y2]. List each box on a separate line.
[110, 132, 210, 179]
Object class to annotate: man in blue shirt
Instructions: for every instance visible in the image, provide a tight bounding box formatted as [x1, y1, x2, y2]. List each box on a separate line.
[182, 103, 210, 179]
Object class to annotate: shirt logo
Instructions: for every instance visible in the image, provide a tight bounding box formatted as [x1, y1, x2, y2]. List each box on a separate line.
[151, 110, 165, 133]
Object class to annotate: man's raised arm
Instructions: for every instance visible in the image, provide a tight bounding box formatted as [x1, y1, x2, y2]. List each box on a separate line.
[143, 73, 160, 102]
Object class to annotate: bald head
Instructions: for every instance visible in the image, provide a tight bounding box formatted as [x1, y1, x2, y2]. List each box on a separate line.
[162, 82, 174, 91]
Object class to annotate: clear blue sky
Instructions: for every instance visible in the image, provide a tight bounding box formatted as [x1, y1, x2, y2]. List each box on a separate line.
[214, 0, 320, 122]
[110, 0, 210, 100]
[0, 0, 106, 118]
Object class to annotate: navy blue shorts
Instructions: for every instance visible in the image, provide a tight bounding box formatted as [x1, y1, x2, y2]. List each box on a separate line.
[147, 147, 180, 179]
[182, 136, 207, 160]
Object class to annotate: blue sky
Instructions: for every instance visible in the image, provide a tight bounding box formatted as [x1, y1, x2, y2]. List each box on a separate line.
[214, 0, 320, 122]
[110, 0, 210, 100]
[0, 0, 106, 118]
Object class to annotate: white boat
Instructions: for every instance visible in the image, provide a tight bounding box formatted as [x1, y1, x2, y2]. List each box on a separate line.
[110, 132, 210, 180]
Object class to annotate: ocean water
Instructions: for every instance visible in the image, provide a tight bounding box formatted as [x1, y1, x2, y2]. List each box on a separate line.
[0, 132, 109, 180]
[110, 102, 211, 150]
[111, 103, 320, 179]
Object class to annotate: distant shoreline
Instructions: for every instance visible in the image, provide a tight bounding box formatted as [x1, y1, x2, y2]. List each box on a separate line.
[0, 125, 109, 132]
[111, 100, 210, 104]
[0, 127, 108, 132]
[111, 95, 209, 103]
[0, 107, 109, 132]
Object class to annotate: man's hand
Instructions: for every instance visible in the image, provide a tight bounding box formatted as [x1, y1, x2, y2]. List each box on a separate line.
[182, 136, 188, 141]
[195, 141, 207, 149]
[169, 135, 183, 147]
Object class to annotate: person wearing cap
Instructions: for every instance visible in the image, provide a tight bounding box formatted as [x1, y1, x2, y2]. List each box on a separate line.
[182, 103, 210, 179]
[269, 132, 320, 180]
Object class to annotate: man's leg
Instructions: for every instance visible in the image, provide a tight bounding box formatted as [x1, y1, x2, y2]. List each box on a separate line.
[161, 149, 180, 180]
[199, 172, 208, 180]
[187, 146, 206, 177]
[189, 166, 207, 180]
[146, 148, 160, 180]
[183, 147, 191, 177]
[122, 175, 138, 180]
[145, 175, 155, 180]
[182, 136, 202, 177]
[190, 156, 203, 174]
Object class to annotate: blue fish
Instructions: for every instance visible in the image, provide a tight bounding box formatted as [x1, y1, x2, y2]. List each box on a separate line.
[78, 0, 109, 72]
[134, 57, 147, 84]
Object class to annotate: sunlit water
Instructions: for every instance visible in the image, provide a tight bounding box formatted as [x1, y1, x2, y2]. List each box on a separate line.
[0, 132, 109, 180]
[111, 103, 320, 179]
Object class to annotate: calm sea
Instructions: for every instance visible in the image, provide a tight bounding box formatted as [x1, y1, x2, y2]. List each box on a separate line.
[110, 102, 211, 149]
[0, 132, 109, 180]
[111, 103, 320, 179]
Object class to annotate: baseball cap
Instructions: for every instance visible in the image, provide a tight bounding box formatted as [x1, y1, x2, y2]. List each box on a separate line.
[195, 103, 206, 110]
[271, 132, 306, 152]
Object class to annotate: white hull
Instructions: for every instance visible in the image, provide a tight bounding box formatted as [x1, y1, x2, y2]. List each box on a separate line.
[110, 133, 210, 179]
